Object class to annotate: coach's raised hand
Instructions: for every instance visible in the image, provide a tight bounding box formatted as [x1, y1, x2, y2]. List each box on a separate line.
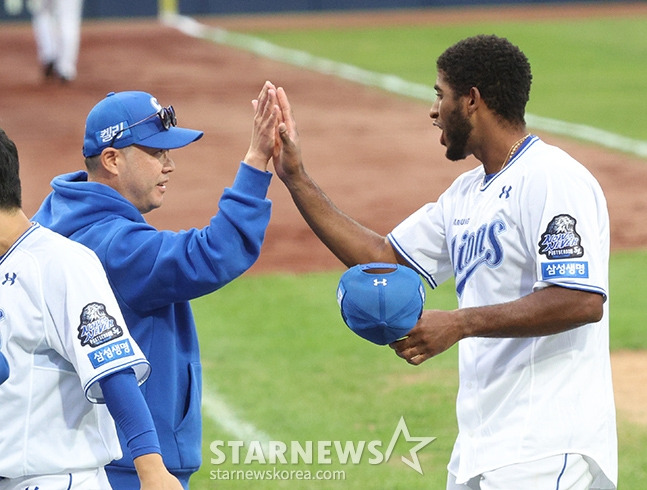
[243, 80, 280, 172]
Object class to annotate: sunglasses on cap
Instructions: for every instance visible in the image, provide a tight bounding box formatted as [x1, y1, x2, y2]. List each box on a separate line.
[109, 105, 177, 148]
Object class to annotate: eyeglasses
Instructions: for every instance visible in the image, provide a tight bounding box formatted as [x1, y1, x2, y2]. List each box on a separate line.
[109, 105, 177, 147]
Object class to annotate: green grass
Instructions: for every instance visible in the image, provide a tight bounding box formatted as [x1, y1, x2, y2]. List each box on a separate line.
[609, 251, 647, 350]
[185, 11, 647, 489]
[191, 275, 459, 489]
[188, 251, 647, 488]
[617, 418, 647, 485]
[245, 16, 647, 142]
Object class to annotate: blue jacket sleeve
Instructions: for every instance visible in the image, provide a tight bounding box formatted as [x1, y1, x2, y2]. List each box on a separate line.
[103, 162, 272, 311]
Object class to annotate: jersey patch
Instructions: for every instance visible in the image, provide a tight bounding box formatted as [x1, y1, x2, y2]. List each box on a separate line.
[77, 302, 124, 347]
[538, 214, 584, 260]
[541, 261, 589, 280]
[88, 339, 135, 368]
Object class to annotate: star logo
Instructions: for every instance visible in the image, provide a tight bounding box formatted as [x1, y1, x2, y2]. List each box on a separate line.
[383, 416, 436, 474]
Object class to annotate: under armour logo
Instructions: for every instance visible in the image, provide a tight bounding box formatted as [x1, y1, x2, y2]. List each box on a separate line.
[499, 185, 512, 199]
[373, 278, 387, 286]
[2, 273, 17, 286]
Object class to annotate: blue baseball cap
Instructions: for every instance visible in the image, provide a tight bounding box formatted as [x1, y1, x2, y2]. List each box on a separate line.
[337, 263, 425, 345]
[83, 91, 203, 157]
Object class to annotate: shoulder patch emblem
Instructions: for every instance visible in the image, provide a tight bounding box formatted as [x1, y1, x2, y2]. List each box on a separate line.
[538, 214, 584, 260]
[77, 302, 124, 347]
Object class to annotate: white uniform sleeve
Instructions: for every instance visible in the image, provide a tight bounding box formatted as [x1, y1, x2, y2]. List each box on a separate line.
[388, 191, 455, 288]
[521, 148, 609, 300]
[43, 243, 151, 403]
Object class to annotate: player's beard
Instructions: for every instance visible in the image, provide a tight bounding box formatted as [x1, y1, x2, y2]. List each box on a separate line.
[444, 105, 473, 161]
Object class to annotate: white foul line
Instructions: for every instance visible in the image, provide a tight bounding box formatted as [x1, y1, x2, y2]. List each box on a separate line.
[162, 12, 647, 159]
[202, 383, 273, 444]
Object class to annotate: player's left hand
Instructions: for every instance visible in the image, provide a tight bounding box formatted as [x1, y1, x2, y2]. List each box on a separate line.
[389, 309, 463, 365]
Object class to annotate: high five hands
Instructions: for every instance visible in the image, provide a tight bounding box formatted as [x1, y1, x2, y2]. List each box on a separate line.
[245, 80, 303, 181]
[261, 81, 463, 368]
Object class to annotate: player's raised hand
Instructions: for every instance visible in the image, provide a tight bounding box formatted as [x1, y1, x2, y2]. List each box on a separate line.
[244, 80, 280, 172]
[272, 86, 303, 183]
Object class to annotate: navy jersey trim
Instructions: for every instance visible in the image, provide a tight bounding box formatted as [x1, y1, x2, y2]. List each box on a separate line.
[481, 135, 539, 191]
[0, 223, 40, 266]
[387, 233, 438, 289]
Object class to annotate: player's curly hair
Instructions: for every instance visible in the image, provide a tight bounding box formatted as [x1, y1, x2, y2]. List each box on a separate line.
[0, 127, 22, 210]
[437, 34, 532, 127]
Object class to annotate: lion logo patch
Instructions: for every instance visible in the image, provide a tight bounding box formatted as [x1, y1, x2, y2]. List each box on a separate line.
[538, 214, 584, 260]
[77, 302, 123, 347]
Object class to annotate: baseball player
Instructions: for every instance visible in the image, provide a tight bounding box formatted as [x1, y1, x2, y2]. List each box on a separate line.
[0, 127, 182, 488]
[0, 352, 8, 385]
[29, 0, 83, 82]
[272, 35, 617, 489]
[32, 83, 278, 488]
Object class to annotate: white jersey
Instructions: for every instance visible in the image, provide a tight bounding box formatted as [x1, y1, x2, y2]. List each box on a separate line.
[0, 224, 150, 479]
[388, 136, 617, 488]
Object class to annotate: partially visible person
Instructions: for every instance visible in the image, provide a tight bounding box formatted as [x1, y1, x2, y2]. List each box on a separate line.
[271, 35, 616, 489]
[0, 351, 8, 385]
[33, 82, 279, 488]
[29, 0, 83, 82]
[0, 127, 182, 489]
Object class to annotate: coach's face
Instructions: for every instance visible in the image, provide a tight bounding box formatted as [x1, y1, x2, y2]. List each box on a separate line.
[116, 145, 175, 214]
[430, 72, 473, 161]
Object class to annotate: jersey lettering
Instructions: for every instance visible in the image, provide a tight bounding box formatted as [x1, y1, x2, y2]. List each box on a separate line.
[541, 261, 589, 280]
[89, 339, 135, 368]
[451, 219, 506, 296]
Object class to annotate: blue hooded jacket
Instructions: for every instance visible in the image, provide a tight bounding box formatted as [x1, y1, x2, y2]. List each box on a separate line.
[32, 162, 272, 477]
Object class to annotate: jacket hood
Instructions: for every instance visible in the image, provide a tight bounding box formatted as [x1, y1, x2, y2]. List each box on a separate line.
[33, 171, 146, 236]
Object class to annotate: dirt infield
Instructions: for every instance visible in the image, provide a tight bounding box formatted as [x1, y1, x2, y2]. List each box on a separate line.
[1, 3, 645, 423]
